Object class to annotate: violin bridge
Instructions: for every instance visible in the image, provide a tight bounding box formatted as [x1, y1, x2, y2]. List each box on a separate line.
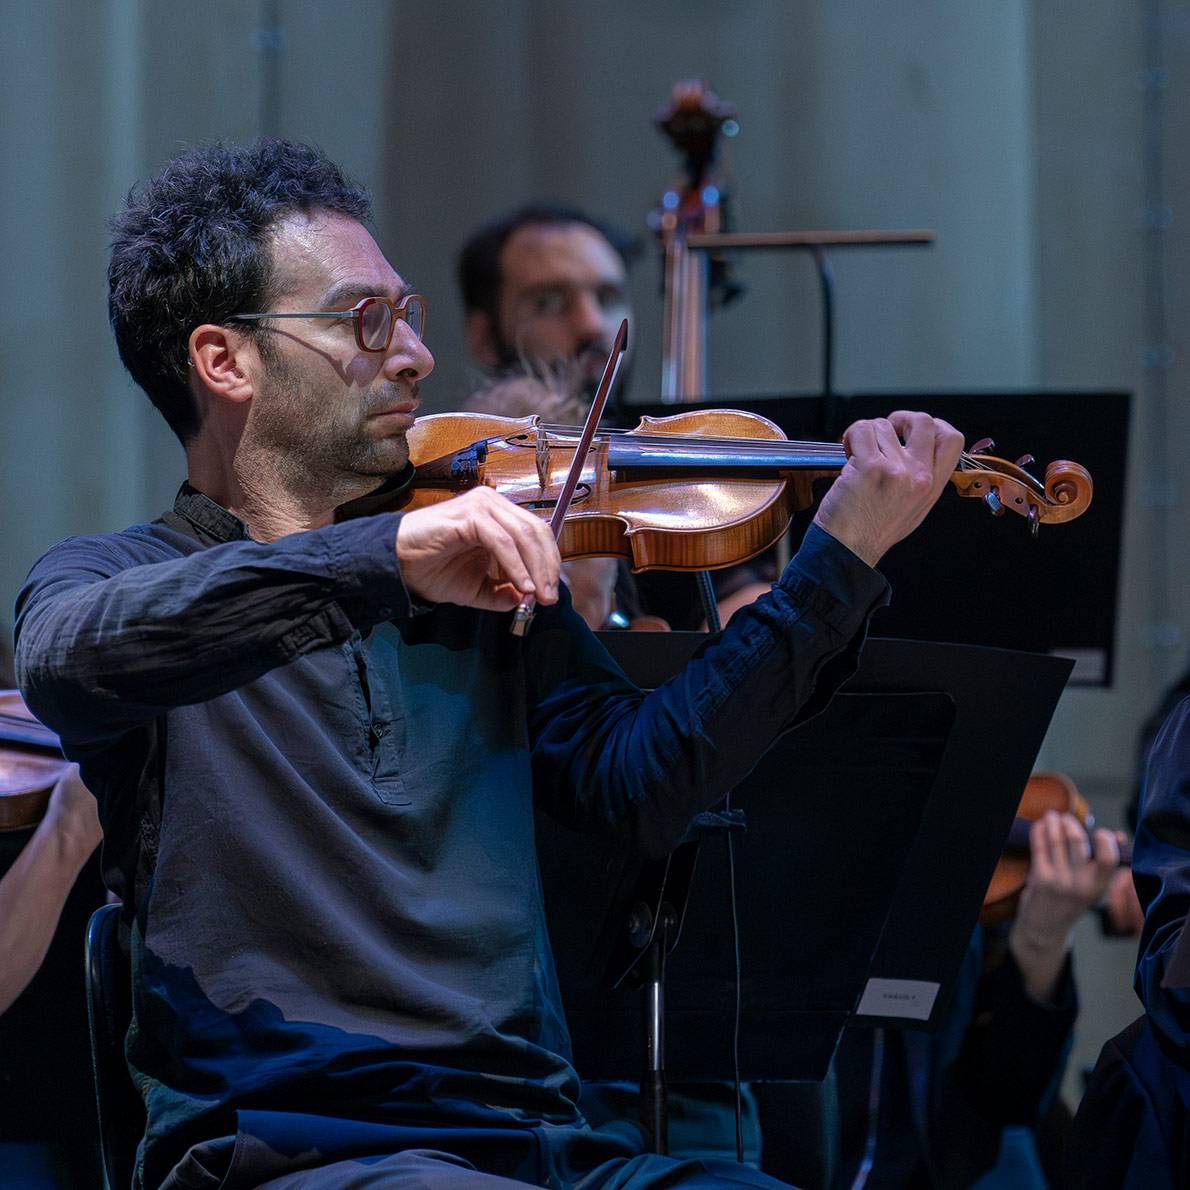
[534, 421, 551, 492]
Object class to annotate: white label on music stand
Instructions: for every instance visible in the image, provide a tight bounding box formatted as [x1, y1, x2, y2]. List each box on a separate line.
[855, 978, 939, 1021]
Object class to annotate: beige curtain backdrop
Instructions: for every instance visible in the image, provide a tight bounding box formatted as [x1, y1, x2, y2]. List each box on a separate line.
[0, 0, 1183, 1102]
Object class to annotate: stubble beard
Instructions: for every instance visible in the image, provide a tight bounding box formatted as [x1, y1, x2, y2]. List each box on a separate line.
[247, 356, 411, 507]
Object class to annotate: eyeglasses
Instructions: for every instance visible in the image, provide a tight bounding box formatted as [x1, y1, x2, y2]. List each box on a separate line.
[228, 294, 427, 352]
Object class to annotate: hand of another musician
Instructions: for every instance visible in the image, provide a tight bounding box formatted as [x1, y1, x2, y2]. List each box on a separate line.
[811, 411, 964, 568]
[1008, 810, 1120, 1002]
[0, 763, 101, 1016]
[1018, 811, 1120, 938]
[41, 762, 102, 860]
[1102, 865, 1145, 937]
[395, 486, 561, 611]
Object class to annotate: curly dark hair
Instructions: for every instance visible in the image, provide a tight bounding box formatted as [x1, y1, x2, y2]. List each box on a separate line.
[455, 202, 640, 330]
[107, 138, 372, 443]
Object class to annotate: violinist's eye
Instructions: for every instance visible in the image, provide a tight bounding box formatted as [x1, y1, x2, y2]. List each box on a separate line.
[531, 291, 568, 317]
[596, 286, 628, 312]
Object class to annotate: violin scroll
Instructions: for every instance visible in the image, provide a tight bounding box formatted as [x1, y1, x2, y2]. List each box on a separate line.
[951, 451, 1093, 534]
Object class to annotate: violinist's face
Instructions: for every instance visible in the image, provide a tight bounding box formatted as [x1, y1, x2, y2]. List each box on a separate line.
[242, 211, 434, 494]
[486, 222, 630, 385]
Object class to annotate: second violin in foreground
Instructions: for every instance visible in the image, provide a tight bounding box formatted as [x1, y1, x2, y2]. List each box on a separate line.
[360, 408, 1093, 575]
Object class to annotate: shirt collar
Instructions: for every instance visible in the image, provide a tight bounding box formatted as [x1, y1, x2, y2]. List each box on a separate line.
[173, 482, 253, 544]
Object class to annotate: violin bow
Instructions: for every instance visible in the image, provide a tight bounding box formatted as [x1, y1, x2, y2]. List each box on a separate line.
[510, 319, 630, 636]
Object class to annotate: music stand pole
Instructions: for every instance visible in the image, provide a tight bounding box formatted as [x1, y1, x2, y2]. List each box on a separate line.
[612, 815, 740, 1153]
[643, 905, 676, 1153]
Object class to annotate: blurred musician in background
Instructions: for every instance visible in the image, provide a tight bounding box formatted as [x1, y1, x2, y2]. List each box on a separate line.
[793, 811, 1118, 1190]
[1, 626, 103, 1019]
[568, 762, 1119, 1188]
[457, 201, 638, 408]
[457, 203, 664, 631]
[0, 762, 101, 1016]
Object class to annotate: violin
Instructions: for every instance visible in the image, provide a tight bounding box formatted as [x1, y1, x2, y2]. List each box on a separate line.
[980, 770, 1132, 925]
[353, 408, 1093, 573]
[0, 689, 69, 831]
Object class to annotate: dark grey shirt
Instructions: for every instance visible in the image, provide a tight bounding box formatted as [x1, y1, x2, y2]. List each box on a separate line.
[15, 484, 888, 1189]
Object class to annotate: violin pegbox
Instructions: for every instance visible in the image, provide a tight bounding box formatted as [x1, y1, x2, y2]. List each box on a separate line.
[950, 448, 1093, 536]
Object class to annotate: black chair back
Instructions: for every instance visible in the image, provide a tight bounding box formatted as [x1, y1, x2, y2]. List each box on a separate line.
[85, 902, 145, 1190]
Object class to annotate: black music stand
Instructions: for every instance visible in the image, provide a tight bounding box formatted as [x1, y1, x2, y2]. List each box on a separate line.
[535, 635, 1071, 1144]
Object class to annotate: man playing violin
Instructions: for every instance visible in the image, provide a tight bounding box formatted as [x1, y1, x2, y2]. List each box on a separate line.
[15, 138, 961, 1190]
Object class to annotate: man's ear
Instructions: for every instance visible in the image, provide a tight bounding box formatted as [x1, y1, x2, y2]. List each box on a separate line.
[188, 325, 256, 404]
[464, 310, 501, 369]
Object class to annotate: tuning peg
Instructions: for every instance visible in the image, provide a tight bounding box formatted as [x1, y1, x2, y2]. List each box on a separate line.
[1029, 505, 1040, 538]
[971, 437, 995, 454]
[1015, 454, 1035, 468]
[984, 488, 1005, 516]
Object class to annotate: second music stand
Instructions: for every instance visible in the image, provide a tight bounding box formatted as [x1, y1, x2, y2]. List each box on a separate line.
[535, 635, 1072, 1149]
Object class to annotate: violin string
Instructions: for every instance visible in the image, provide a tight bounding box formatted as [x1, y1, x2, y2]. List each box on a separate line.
[534, 423, 846, 458]
[530, 423, 987, 468]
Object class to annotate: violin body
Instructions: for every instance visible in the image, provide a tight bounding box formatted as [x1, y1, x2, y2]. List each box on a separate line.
[0, 690, 68, 831]
[401, 410, 814, 572]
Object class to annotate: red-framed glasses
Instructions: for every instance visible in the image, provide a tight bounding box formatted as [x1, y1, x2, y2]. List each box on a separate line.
[228, 294, 427, 352]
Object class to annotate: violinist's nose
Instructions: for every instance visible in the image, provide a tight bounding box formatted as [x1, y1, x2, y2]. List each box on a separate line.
[569, 289, 610, 352]
[384, 317, 435, 381]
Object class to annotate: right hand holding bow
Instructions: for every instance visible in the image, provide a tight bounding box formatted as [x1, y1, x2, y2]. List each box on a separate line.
[395, 486, 561, 611]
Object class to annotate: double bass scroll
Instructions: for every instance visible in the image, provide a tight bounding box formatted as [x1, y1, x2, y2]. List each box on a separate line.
[652, 80, 740, 404]
[650, 80, 935, 406]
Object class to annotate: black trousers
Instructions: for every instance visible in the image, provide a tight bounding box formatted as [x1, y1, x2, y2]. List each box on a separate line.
[253, 1149, 799, 1190]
